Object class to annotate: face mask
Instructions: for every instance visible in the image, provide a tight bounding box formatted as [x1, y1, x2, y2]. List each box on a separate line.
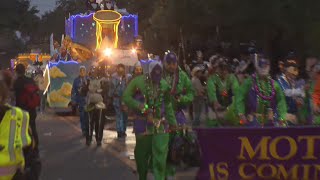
[255, 58, 270, 76]
[151, 65, 162, 84]
[165, 63, 177, 73]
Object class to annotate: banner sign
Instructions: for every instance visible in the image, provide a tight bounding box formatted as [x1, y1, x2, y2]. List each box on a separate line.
[195, 127, 320, 180]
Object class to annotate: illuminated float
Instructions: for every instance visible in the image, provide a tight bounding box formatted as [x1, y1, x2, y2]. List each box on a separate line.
[47, 9, 139, 108]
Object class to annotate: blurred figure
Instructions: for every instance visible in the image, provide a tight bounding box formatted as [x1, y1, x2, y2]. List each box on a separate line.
[86, 68, 106, 146]
[71, 66, 90, 136]
[0, 70, 32, 179]
[13, 64, 40, 155]
[109, 64, 131, 138]
[278, 59, 305, 125]
[191, 66, 205, 126]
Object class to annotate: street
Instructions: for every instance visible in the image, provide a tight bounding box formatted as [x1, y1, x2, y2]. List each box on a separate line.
[37, 109, 197, 180]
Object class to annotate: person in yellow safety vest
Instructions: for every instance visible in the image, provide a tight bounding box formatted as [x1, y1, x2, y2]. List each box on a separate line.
[0, 71, 32, 180]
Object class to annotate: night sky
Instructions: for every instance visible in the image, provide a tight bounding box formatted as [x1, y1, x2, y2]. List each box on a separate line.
[30, 0, 56, 15]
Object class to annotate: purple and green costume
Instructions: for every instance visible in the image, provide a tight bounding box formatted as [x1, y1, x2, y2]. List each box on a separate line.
[236, 74, 287, 125]
[207, 74, 239, 126]
[164, 68, 194, 126]
[122, 75, 176, 180]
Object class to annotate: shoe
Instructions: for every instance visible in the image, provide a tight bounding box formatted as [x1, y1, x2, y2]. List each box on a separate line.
[117, 132, 122, 139]
[97, 142, 102, 146]
[122, 132, 127, 137]
[82, 132, 86, 137]
[86, 139, 92, 146]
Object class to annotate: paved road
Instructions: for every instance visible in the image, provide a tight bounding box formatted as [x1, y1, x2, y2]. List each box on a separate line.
[37, 110, 197, 180]
[37, 111, 136, 180]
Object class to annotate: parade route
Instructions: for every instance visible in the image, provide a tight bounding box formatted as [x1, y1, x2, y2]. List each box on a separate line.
[37, 110, 197, 180]
[37, 110, 136, 180]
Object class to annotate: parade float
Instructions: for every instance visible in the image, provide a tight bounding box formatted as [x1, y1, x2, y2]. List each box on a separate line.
[46, 7, 139, 108]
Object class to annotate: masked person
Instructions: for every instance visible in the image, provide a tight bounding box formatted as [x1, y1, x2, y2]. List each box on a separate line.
[122, 61, 177, 180]
[0, 70, 32, 180]
[236, 53, 287, 126]
[86, 68, 106, 146]
[207, 58, 239, 126]
[109, 64, 131, 138]
[132, 61, 143, 78]
[191, 67, 206, 126]
[277, 59, 306, 125]
[71, 66, 89, 136]
[163, 52, 194, 126]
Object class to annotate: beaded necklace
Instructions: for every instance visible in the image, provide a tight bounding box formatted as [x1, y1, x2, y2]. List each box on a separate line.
[216, 74, 228, 97]
[252, 73, 276, 119]
[143, 76, 165, 119]
[164, 69, 179, 95]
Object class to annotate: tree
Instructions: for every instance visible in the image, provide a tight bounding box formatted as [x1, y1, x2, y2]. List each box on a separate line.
[0, 0, 40, 68]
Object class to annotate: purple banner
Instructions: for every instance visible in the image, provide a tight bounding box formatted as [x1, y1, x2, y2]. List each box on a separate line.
[195, 127, 320, 180]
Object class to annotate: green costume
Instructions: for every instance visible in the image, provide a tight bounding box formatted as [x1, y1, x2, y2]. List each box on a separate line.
[236, 75, 287, 124]
[122, 75, 176, 180]
[207, 74, 239, 126]
[164, 68, 194, 125]
[163, 67, 194, 176]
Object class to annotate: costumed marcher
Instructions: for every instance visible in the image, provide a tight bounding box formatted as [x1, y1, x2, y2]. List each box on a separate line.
[191, 66, 206, 126]
[122, 60, 177, 180]
[0, 70, 32, 180]
[108, 64, 131, 138]
[130, 61, 144, 134]
[309, 58, 320, 124]
[163, 52, 194, 176]
[71, 66, 90, 136]
[236, 53, 288, 126]
[163, 52, 194, 126]
[207, 58, 239, 126]
[132, 61, 143, 79]
[86, 67, 106, 146]
[277, 59, 306, 125]
[234, 59, 251, 85]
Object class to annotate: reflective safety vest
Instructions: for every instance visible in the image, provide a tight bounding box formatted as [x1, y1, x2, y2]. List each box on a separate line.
[0, 106, 32, 179]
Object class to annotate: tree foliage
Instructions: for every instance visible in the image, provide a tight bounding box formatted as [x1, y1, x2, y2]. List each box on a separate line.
[0, 0, 40, 67]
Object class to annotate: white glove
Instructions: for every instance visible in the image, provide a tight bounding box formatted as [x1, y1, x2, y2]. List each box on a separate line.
[295, 88, 305, 98]
[284, 89, 293, 97]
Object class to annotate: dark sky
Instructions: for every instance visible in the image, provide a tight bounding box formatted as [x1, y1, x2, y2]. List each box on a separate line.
[30, 0, 56, 15]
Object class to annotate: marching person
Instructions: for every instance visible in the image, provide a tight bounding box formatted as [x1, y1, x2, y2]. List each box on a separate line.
[191, 66, 206, 126]
[13, 64, 40, 156]
[236, 53, 287, 126]
[277, 58, 306, 125]
[109, 64, 131, 139]
[122, 60, 177, 180]
[0, 70, 32, 179]
[71, 66, 90, 137]
[163, 52, 194, 126]
[86, 68, 106, 146]
[207, 58, 239, 126]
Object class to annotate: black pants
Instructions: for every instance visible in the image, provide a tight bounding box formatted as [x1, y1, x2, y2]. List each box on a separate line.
[87, 108, 105, 143]
[28, 109, 39, 155]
